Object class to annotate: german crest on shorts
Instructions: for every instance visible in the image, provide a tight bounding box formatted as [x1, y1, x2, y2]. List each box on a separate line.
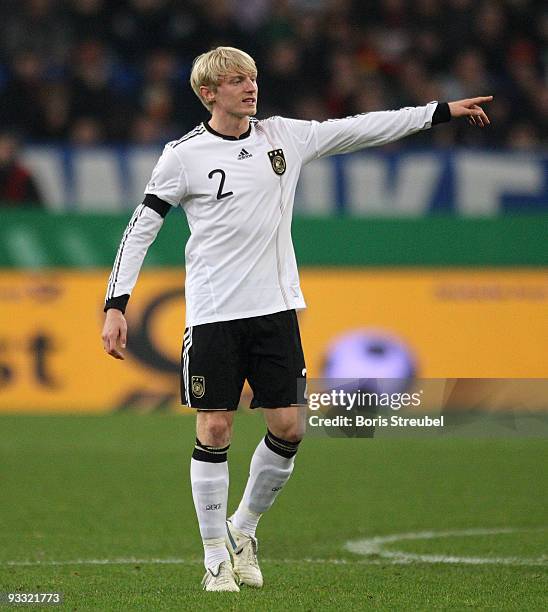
[191, 376, 205, 398]
[268, 149, 286, 175]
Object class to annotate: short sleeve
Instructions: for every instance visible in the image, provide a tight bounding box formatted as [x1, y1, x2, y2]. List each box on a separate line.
[144, 145, 187, 206]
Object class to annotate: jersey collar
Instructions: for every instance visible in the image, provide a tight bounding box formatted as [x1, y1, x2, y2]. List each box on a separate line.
[203, 120, 252, 141]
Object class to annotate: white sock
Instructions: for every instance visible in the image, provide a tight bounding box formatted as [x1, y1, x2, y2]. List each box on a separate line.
[232, 434, 298, 537]
[203, 537, 229, 571]
[190, 457, 230, 570]
[231, 506, 261, 537]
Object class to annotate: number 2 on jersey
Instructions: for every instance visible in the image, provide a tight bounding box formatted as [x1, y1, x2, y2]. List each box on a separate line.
[208, 169, 233, 200]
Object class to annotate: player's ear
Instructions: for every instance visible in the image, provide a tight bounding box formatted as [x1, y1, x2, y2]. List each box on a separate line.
[200, 85, 215, 105]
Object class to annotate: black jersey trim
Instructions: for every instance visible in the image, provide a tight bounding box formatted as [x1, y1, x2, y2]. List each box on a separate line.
[203, 120, 252, 140]
[432, 102, 451, 125]
[170, 126, 205, 148]
[104, 294, 130, 314]
[143, 193, 172, 218]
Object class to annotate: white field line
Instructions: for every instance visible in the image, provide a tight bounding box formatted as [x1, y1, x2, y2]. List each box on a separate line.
[2, 527, 546, 569]
[2, 558, 386, 568]
[345, 527, 548, 566]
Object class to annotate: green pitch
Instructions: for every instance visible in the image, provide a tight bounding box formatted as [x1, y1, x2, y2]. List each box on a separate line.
[1, 414, 546, 610]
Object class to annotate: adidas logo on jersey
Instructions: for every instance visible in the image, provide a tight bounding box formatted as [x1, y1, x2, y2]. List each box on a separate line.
[237, 148, 252, 160]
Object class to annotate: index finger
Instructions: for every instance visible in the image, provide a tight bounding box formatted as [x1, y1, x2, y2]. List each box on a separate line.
[470, 96, 493, 104]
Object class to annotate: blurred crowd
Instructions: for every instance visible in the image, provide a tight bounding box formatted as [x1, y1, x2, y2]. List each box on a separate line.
[0, 0, 546, 149]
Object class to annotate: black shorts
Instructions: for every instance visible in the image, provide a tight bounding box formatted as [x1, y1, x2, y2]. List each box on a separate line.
[181, 309, 306, 411]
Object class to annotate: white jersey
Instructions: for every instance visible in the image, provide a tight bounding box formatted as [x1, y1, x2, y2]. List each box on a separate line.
[105, 102, 439, 326]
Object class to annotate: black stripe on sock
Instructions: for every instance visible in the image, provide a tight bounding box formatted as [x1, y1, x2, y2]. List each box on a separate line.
[264, 429, 300, 459]
[192, 438, 230, 463]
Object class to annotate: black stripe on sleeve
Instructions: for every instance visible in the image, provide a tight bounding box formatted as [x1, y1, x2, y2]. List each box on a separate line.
[143, 194, 172, 218]
[104, 294, 130, 314]
[107, 204, 145, 299]
[432, 102, 451, 125]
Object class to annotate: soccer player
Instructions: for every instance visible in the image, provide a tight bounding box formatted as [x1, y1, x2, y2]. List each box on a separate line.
[101, 46, 492, 592]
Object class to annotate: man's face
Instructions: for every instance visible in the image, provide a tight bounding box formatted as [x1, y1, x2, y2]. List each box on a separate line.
[209, 72, 258, 118]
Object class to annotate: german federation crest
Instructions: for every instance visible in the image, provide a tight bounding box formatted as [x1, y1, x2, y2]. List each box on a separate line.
[268, 149, 286, 175]
[191, 376, 205, 398]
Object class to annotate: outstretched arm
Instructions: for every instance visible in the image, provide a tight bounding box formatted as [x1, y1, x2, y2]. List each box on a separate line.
[281, 97, 494, 163]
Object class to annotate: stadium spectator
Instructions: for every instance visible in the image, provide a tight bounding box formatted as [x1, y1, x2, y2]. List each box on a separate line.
[2, 0, 71, 67]
[70, 117, 105, 145]
[0, 51, 46, 138]
[0, 132, 43, 207]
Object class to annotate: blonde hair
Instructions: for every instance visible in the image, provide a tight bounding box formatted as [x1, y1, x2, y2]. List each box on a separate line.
[190, 47, 257, 111]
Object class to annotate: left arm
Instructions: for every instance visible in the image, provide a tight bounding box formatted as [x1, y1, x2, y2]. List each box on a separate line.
[282, 97, 493, 164]
[312, 101, 439, 160]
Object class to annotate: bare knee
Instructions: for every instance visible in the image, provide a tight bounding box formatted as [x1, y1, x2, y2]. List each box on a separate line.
[272, 426, 304, 444]
[264, 407, 305, 444]
[196, 411, 233, 447]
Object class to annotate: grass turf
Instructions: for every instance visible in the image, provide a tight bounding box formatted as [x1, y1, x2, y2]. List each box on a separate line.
[0, 414, 546, 610]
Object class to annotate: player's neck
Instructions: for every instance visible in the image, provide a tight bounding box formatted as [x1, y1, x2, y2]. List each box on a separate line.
[208, 113, 250, 139]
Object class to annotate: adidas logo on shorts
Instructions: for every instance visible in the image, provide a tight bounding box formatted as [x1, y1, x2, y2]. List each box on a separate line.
[237, 148, 252, 160]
